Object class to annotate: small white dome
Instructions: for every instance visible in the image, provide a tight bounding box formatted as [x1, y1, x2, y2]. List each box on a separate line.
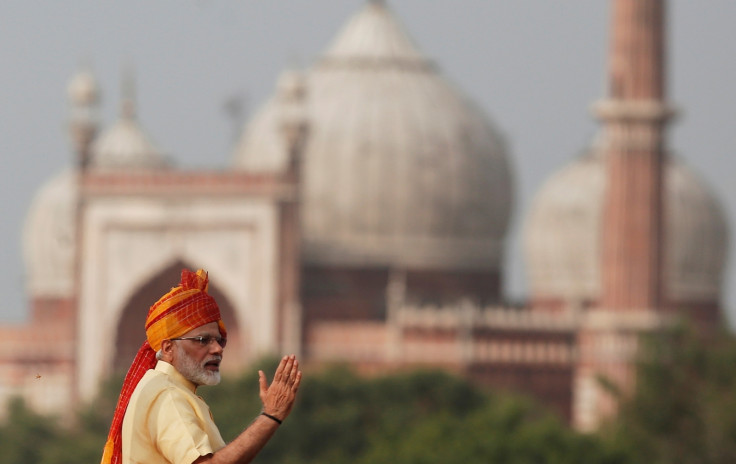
[523, 152, 729, 305]
[233, 1, 513, 271]
[89, 102, 168, 170]
[23, 170, 77, 298]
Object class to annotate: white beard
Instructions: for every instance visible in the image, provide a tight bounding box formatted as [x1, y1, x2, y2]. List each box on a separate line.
[174, 344, 222, 386]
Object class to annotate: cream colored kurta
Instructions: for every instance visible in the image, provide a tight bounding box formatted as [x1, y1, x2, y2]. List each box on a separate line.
[121, 361, 226, 464]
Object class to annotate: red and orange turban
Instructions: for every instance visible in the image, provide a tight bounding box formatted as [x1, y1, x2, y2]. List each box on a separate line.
[101, 268, 226, 464]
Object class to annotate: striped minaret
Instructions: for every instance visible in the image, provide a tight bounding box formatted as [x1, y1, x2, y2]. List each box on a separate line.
[575, 0, 675, 431]
[595, 0, 674, 311]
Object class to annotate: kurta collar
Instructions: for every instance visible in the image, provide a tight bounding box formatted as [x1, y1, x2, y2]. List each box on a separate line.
[155, 360, 198, 394]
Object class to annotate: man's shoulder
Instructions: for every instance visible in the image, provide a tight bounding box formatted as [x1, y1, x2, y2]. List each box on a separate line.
[131, 368, 181, 404]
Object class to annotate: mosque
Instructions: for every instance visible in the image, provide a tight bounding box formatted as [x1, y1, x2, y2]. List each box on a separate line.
[0, 0, 728, 431]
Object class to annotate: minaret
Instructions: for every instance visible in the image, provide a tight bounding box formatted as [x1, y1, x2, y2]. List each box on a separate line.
[67, 67, 100, 169]
[574, 0, 675, 431]
[595, 0, 674, 311]
[276, 69, 309, 357]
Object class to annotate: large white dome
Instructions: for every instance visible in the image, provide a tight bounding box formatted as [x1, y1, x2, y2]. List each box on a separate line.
[523, 151, 729, 305]
[23, 170, 77, 298]
[233, 1, 513, 270]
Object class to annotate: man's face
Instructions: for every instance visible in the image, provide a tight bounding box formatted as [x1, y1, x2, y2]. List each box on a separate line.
[171, 321, 224, 386]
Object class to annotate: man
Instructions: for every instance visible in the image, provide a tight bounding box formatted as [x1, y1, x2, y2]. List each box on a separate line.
[101, 268, 302, 464]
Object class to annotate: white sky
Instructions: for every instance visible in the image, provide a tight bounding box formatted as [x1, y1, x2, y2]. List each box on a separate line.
[1, 1, 734, 324]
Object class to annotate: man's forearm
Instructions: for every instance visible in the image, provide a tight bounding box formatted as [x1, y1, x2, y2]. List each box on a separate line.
[197, 355, 301, 464]
[195, 415, 280, 464]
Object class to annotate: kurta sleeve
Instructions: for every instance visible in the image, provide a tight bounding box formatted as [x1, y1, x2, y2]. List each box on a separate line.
[147, 388, 217, 464]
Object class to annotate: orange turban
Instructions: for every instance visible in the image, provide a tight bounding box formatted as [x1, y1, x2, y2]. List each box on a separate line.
[101, 268, 227, 464]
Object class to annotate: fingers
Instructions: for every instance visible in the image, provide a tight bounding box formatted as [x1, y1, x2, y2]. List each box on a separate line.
[284, 357, 297, 383]
[272, 355, 290, 383]
[258, 370, 267, 397]
[291, 370, 302, 393]
[276, 355, 298, 383]
[261, 356, 299, 393]
[282, 357, 301, 394]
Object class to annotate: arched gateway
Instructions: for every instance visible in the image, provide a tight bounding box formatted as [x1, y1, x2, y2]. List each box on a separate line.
[73, 168, 303, 403]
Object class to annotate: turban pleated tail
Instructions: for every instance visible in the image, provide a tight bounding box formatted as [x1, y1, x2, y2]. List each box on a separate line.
[101, 268, 226, 464]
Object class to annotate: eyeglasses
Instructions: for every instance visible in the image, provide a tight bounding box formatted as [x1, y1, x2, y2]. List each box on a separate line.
[170, 335, 227, 348]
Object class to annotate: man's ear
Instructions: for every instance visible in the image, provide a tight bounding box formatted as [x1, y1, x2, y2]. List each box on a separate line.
[160, 339, 175, 363]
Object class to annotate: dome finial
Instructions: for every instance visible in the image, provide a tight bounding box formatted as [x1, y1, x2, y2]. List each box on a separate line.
[320, 0, 429, 67]
[120, 61, 137, 120]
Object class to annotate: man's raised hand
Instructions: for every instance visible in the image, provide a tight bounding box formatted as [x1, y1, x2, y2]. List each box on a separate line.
[258, 355, 302, 422]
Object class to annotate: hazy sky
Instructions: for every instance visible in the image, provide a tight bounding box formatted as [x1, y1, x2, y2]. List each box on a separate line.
[1, 1, 734, 324]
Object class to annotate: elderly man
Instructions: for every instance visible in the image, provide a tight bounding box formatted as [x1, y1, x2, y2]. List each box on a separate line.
[101, 268, 301, 464]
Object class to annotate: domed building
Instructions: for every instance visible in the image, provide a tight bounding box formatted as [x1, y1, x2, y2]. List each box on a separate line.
[0, 0, 728, 432]
[0, 1, 515, 418]
[524, 149, 728, 321]
[234, 0, 513, 324]
[523, 0, 729, 429]
[522, 145, 729, 429]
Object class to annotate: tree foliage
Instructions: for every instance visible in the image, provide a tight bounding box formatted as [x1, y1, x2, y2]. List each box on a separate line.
[7, 327, 736, 464]
[0, 374, 121, 464]
[200, 359, 620, 464]
[603, 325, 736, 464]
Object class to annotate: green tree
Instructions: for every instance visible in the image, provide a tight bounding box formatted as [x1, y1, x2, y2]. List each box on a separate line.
[0, 398, 61, 463]
[42, 375, 120, 464]
[202, 362, 620, 464]
[0, 373, 120, 464]
[204, 363, 487, 463]
[1, 360, 627, 463]
[603, 325, 736, 464]
[356, 387, 626, 464]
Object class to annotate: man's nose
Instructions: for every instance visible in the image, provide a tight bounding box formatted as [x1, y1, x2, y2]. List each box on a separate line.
[210, 339, 224, 354]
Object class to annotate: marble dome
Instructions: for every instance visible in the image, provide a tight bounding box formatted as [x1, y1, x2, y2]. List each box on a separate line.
[523, 151, 729, 305]
[23, 170, 77, 298]
[233, 1, 513, 270]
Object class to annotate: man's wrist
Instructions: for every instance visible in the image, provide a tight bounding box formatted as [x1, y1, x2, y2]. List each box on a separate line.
[260, 412, 282, 425]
